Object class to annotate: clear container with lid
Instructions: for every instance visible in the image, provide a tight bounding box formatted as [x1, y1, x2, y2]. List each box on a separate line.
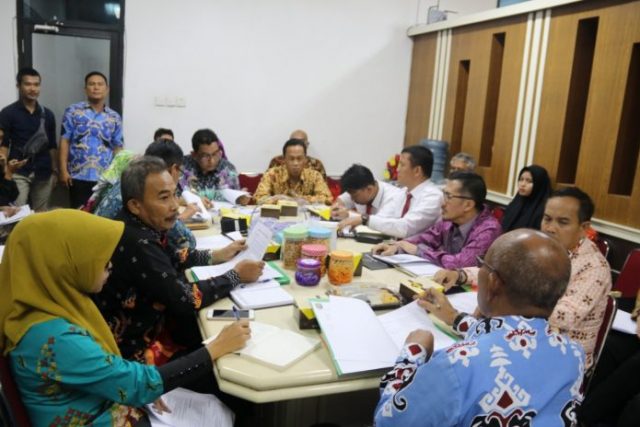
[295, 258, 322, 286]
[328, 250, 354, 285]
[282, 226, 308, 269]
[301, 244, 328, 276]
[307, 227, 331, 251]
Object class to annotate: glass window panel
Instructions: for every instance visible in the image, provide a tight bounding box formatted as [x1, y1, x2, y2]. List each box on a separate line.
[23, 0, 122, 25]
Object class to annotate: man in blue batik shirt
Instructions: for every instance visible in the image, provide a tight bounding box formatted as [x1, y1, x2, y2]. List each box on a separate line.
[374, 229, 585, 427]
[59, 71, 123, 208]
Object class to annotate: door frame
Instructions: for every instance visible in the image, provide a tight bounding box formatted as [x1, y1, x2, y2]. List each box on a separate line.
[18, 18, 124, 117]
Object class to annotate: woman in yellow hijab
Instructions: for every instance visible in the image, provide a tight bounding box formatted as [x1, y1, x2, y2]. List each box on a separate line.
[0, 210, 250, 426]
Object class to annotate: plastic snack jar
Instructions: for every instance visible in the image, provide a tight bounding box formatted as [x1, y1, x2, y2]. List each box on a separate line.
[282, 226, 308, 269]
[295, 258, 322, 286]
[301, 244, 328, 276]
[328, 250, 354, 285]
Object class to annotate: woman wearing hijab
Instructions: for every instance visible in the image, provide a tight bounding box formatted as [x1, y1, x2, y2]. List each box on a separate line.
[502, 165, 552, 232]
[0, 210, 250, 426]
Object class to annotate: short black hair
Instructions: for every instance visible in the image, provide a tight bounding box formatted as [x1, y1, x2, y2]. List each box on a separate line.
[282, 138, 307, 157]
[449, 171, 487, 210]
[154, 128, 174, 140]
[121, 156, 167, 206]
[144, 139, 184, 169]
[84, 71, 108, 86]
[401, 145, 433, 178]
[16, 67, 41, 85]
[548, 187, 595, 223]
[340, 164, 375, 192]
[191, 128, 219, 152]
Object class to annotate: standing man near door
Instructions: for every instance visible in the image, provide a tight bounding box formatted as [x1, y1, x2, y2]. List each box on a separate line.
[59, 71, 123, 208]
[0, 68, 57, 211]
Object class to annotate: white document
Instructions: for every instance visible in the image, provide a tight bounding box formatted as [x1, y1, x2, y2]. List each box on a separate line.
[0, 205, 32, 225]
[0, 245, 4, 262]
[448, 291, 479, 314]
[192, 258, 282, 282]
[242, 221, 273, 261]
[379, 301, 457, 352]
[612, 309, 636, 335]
[230, 280, 294, 309]
[312, 296, 401, 375]
[191, 222, 275, 281]
[373, 253, 426, 265]
[312, 296, 462, 376]
[195, 235, 233, 250]
[220, 188, 250, 204]
[398, 263, 440, 277]
[239, 321, 320, 370]
[224, 231, 244, 241]
[181, 190, 212, 222]
[147, 387, 234, 427]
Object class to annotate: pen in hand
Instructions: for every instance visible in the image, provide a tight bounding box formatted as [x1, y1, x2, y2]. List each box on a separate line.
[232, 305, 240, 321]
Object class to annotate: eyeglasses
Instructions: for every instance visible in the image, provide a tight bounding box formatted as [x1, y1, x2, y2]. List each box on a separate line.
[443, 191, 473, 201]
[197, 150, 222, 161]
[476, 255, 501, 281]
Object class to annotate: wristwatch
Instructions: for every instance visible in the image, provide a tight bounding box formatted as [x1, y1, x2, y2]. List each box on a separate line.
[361, 213, 369, 226]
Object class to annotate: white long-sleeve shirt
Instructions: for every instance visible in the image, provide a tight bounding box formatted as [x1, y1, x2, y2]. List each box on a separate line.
[368, 179, 443, 238]
[337, 180, 403, 217]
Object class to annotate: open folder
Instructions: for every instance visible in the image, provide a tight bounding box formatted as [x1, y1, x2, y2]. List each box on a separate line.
[311, 296, 458, 376]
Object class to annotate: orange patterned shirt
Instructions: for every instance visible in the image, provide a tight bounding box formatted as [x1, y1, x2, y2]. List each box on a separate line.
[254, 165, 333, 205]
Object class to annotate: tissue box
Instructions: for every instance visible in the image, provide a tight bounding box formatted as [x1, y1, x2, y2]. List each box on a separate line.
[261, 204, 281, 218]
[277, 200, 298, 216]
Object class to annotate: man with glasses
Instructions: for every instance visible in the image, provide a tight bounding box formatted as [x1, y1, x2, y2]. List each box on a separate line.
[254, 138, 332, 204]
[373, 171, 501, 268]
[431, 186, 611, 370]
[375, 229, 584, 426]
[179, 128, 245, 205]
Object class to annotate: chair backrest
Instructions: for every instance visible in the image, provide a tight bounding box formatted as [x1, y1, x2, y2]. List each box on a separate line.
[595, 237, 611, 260]
[238, 173, 263, 195]
[326, 176, 342, 202]
[614, 248, 640, 298]
[582, 295, 617, 394]
[0, 355, 31, 427]
[491, 206, 505, 222]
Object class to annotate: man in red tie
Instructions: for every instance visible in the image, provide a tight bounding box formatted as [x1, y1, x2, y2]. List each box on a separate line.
[336, 145, 443, 238]
[332, 164, 404, 225]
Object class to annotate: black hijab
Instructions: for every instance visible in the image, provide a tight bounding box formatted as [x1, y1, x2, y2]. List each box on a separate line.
[502, 165, 552, 232]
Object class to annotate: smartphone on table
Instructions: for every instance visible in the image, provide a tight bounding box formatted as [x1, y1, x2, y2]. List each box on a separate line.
[206, 308, 255, 320]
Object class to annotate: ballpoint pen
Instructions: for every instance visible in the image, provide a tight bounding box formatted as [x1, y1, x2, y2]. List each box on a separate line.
[232, 305, 240, 321]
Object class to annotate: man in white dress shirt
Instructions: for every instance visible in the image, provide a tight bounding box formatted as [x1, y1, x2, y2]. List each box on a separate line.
[336, 145, 443, 238]
[332, 164, 403, 223]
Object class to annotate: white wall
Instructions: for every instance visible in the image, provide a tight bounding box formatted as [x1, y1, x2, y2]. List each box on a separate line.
[0, 0, 499, 176]
[123, 0, 420, 175]
[0, 0, 17, 108]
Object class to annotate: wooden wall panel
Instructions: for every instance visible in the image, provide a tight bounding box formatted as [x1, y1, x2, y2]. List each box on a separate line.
[404, 33, 438, 147]
[533, 0, 640, 227]
[441, 16, 527, 193]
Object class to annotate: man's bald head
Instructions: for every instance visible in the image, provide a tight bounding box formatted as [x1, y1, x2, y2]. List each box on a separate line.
[290, 129, 309, 145]
[487, 229, 570, 312]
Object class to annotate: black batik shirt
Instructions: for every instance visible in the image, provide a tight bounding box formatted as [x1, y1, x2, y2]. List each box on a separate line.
[94, 209, 240, 362]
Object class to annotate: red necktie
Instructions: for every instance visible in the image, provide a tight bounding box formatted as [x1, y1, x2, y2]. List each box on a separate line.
[401, 193, 412, 217]
[366, 203, 373, 215]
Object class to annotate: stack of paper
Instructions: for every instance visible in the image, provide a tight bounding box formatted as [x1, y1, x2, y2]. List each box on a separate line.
[311, 296, 458, 376]
[230, 280, 294, 309]
[0, 205, 32, 226]
[238, 321, 320, 370]
[612, 309, 636, 335]
[191, 222, 275, 281]
[147, 387, 234, 427]
[219, 188, 250, 204]
[204, 321, 320, 371]
[373, 253, 440, 277]
[181, 190, 212, 222]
